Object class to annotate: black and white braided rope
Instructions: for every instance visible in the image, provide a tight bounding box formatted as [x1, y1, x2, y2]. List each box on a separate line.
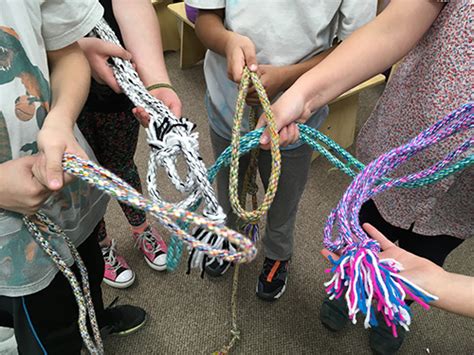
[92, 19, 225, 228]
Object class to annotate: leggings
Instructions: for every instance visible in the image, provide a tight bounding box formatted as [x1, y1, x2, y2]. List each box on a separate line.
[78, 110, 146, 242]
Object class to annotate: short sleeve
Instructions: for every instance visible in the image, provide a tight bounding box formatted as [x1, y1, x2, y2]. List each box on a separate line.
[185, 0, 225, 10]
[337, 0, 376, 40]
[41, 0, 104, 51]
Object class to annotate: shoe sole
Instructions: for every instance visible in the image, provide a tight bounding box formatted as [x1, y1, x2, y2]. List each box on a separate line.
[103, 273, 136, 289]
[255, 281, 287, 302]
[144, 256, 167, 271]
[109, 314, 148, 337]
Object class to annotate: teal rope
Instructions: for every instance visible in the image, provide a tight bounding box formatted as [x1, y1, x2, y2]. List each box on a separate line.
[167, 124, 473, 268]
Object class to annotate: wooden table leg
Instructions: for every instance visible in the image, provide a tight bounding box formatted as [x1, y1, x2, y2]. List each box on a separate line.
[179, 21, 206, 69]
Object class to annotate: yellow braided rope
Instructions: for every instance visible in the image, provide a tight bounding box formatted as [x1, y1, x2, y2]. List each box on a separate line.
[229, 67, 281, 223]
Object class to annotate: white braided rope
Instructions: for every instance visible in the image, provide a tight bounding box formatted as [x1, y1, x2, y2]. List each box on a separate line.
[92, 19, 225, 225]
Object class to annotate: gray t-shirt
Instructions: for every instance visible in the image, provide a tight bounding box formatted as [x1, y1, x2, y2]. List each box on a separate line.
[0, 0, 108, 297]
[186, 0, 376, 146]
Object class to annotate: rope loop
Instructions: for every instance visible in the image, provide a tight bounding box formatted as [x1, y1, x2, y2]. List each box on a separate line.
[229, 67, 281, 223]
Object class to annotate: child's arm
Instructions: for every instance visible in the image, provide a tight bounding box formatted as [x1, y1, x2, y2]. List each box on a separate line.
[195, 9, 258, 82]
[33, 43, 91, 191]
[258, 0, 444, 147]
[322, 224, 474, 318]
[113, 0, 182, 118]
[246, 45, 338, 106]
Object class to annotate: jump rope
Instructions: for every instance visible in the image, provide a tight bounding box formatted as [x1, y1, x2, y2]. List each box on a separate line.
[21, 18, 473, 353]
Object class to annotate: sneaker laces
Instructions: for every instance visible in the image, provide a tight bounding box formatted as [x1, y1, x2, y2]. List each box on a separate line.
[102, 239, 122, 272]
[262, 259, 286, 282]
[134, 227, 162, 255]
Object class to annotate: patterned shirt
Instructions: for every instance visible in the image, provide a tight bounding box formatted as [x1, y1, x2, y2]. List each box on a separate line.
[357, 0, 473, 239]
[0, 0, 108, 297]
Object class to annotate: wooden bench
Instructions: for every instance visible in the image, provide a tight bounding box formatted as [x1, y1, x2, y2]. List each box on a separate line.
[167, 2, 206, 68]
[151, 0, 180, 52]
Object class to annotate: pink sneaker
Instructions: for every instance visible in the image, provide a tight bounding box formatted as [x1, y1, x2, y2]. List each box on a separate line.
[102, 239, 135, 288]
[133, 226, 167, 271]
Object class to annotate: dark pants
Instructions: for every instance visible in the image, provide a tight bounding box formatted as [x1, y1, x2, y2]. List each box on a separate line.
[0, 225, 105, 354]
[359, 200, 464, 267]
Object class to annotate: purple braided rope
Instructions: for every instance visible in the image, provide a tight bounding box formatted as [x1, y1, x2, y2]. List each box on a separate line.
[323, 103, 473, 335]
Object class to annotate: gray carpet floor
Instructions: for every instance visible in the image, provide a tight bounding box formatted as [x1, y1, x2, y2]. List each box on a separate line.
[100, 52, 473, 354]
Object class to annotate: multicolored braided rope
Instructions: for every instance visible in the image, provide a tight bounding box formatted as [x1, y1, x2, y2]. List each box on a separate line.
[229, 67, 281, 224]
[323, 102, 473, 336]
[22, 153, 256, 353]
[23, 213, 103, 354]
[62, 154, 255, 263]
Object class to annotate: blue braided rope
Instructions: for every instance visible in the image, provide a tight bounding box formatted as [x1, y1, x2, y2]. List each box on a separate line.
[167, 123, 473, 269]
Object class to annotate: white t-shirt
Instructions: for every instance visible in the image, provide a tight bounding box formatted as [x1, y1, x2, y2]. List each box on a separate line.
[186, 0, 376, 146]
[0, 0, 108, 297]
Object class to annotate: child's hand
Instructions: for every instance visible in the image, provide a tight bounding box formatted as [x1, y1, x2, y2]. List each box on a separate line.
[224, 32, 258, 83]
[256, 91, 310, 149]
[34, 119, 88, 191]
[320, 223, 445, 296]
[246, 65, 290, 106]
[132, 86, 182, 127]
[79, 37, 132, 93]
[0, 156, 51, 215]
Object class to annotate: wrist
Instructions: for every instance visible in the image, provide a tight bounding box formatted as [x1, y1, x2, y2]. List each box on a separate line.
[42, 113, 75, 131]
[146, 82, 176, 93]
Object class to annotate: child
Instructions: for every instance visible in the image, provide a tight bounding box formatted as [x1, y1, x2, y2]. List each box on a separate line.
[187, 0, 376, 301]
[77, 0, 182, 288]
[261, 0, 472, 352]
[0, 1, 145, 352]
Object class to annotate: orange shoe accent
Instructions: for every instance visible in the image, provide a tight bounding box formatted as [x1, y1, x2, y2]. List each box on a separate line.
[266, 260, 281, 283]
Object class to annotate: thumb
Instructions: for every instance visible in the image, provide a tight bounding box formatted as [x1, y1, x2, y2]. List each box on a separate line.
[43, 145, 65, 190]
[362, 223, 395, 251]
[242, 44, 257, 72]
[256, 113, 271, 146]
[320, 248, 340, 262]
[100, 42, 132, 61]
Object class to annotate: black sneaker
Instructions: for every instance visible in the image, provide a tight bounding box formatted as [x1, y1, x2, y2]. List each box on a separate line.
[256, 258, 289, 301]
[369, 312, 406, 355]
[204, 240, 232, 277]
[100, 297, 147, 337]
[320, 296, 349, 332]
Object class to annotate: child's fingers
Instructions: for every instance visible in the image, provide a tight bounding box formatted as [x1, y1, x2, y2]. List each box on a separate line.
[100, 42, 132, 61]
[362, 223, 396, 251]
[132, 107, 150, 128]
[242, 44, 257, 72]
[42, 145, 65, 191]
[321, 248, 340, 262]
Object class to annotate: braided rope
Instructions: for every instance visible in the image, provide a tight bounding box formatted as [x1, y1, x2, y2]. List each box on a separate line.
[323, 102, 473, 335]
[92, 18, 225, 225]
[22, 152, 257, 353]
[62, 154, 256, 263]
[229, 68, 281, 223]
[171, 70, 473, 272]
[23, 213, 103, 354]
